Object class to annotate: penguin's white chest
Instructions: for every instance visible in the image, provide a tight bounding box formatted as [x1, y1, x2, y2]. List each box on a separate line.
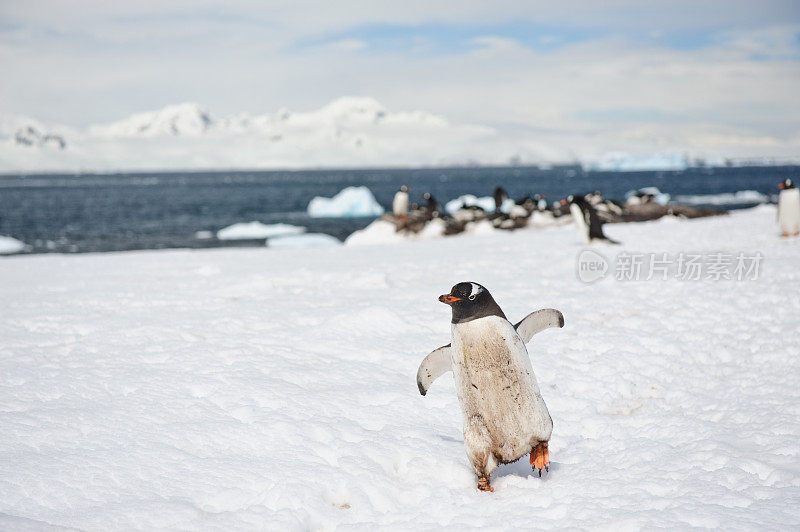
[393, 192, 409, 216]
[450, 316, 552, 462]
[778, 188, 800, 233]
[570, 203, 590, 243]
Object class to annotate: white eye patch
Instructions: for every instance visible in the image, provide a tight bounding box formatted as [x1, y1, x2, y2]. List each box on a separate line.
[469, 283, 482, 299]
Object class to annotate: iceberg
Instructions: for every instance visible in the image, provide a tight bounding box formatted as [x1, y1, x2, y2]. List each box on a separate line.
[307, 186, 384, 218]
[216, 222, 305, 240]
[0, 235, 26, 254]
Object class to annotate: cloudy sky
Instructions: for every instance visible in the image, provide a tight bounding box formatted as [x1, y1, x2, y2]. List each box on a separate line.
[2, 0, 799, 161]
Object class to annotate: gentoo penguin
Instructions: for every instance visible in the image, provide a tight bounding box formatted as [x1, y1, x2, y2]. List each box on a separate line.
[393, 185, 410, 218]
[422, 192, 443, 219]
[534, 193, 548, 212]
[778, 178, 800, 237]
[567, 195, 620, 244]
[493, 186, 509, 213]
[417, 282, 564, 492]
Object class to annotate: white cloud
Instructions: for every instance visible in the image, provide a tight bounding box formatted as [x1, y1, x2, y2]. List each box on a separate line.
[329, 38, 368, 51]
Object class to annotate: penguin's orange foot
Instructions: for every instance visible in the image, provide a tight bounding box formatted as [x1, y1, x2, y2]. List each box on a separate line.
[530, 442, 549, 477]
[477, 476, 494, 492]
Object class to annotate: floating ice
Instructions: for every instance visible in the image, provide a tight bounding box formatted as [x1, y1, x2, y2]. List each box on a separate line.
[307, 186, 385, 218]
[594, 152, 688, 172]
[0, 235, 26, 254]
[674, 190, 770, 206]
[216, 222, 305, 240]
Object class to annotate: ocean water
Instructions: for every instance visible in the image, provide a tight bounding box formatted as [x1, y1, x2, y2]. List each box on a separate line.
[1, 165, 796, 254]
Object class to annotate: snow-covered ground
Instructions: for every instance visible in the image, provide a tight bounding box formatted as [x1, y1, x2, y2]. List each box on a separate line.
[1, 206, 798, 530]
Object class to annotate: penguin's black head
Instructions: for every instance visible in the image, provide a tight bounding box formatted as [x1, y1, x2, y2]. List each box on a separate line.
[439, 282, 506, 324]
[568, 194, 584, 203]
[779, 178, 795, 190]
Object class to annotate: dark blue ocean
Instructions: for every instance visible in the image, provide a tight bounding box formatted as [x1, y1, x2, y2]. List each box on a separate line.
[1, 165, 797, 254]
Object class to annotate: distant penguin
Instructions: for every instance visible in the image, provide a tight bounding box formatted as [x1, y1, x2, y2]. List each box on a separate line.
[493, 186, 508, 213]
[422, 192, 443, 218]
[778, 178, 800, 237]
[393, 185, 410, 218]
[514, 194, 535, 213]
[567, 195, 620, 244]
[417, 282, 565, 492]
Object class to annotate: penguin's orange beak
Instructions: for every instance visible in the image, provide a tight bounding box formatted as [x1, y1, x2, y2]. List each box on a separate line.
[439, 294, 461, 304]
[560, 199, 567, 205]
[779, 183, 785, 189]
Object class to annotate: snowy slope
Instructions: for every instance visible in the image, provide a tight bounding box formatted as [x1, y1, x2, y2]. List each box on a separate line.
[1, 206, 799, 530]
[90, 103, 214, 138]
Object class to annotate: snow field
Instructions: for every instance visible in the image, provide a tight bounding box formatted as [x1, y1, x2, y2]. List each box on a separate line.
[0, 206, 798, 530]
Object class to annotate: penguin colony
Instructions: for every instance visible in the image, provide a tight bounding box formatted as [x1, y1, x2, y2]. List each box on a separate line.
[417, 282, 564, 492]
[389, 185, 726, 246]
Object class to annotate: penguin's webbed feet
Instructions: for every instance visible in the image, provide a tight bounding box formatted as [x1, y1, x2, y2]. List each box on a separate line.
[477, 476, 494, 492]
[530, 442, 549, 477]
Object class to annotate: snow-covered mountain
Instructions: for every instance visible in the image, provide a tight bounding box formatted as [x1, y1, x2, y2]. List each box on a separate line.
[0, 115, 71, 151]
[1, 97, 543, 172]
[90, 102, 214, 137]
[3, 97, 792, 173]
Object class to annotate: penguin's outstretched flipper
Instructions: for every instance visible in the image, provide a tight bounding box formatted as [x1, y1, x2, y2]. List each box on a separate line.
[416, 344, 452, 396]
[514, 308, 565, 344]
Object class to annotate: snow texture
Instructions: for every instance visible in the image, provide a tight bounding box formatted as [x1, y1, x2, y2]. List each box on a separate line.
[0, 235, 26, 254]
[267, 233, 341, 249]
[216, 222, 305, 240]
[1, 206, 799, 530]
[307, 186, 384, 218]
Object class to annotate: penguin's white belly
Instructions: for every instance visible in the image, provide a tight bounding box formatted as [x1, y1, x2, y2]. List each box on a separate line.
[570, 203, 590, 243]
[451, 316, 552, 463]
[779, 189, 800, 233]
[393, 193, 409, 217]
